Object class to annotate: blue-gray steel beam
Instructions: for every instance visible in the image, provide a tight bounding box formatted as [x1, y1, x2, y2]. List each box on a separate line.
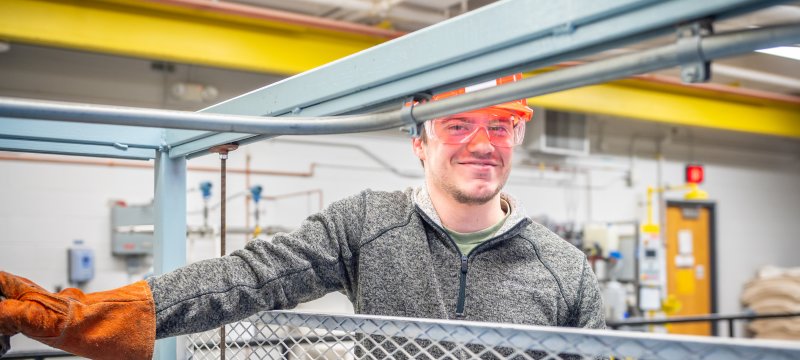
[171, 0, 786, 158]
[0, 118, 164, 150]
[153, 150, 187, 360]
[0, 138, 155, 159]
[5, 23, 799, 145]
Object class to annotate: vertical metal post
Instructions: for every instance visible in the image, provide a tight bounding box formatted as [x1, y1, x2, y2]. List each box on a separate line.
[728, 319, 735, 338]
[153, 149, 187, 360]
[219, 154, 226, 360]
[210, 144, 237, 360]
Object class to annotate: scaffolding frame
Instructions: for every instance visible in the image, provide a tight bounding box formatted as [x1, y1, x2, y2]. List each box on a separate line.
[1, 0, 799, 358]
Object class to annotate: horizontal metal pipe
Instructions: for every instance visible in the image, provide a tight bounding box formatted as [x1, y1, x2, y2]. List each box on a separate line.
[608, 311, 800, 328]
[0, 24, 797, 136]
[0, 153, 316, 177]
[0, 98, 402, 135]
[412, 23, 800, 121]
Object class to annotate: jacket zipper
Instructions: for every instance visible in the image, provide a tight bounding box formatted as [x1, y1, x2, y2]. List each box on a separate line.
[414, 205, 531, 319]
[451, 221, 529, 319]
[455, 254, 468, 318]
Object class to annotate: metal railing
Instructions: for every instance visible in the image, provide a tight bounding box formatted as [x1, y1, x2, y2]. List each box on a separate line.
[608, 311, 800, 338]
[0, 349, 75, 360]
[183, 311, 800, 360]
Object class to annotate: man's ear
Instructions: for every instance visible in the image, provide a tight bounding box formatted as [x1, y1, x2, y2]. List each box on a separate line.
[412, 137, 426, 161]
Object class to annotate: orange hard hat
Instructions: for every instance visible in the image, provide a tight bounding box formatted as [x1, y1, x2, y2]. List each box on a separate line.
[432, 73, 533, 122]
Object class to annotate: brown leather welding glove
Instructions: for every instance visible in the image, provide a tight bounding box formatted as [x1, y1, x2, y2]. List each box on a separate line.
[0, 271, 155, 360]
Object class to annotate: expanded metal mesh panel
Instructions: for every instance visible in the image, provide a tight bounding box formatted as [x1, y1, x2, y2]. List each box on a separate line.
[184, 311, 800, 360]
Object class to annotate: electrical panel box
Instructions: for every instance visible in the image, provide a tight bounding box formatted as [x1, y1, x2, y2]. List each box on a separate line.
[68, 241, 94, 283]
[111, 203, 154, 256]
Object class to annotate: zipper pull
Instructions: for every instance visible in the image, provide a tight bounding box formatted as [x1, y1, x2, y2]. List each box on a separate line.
[455, 255, 469, 319]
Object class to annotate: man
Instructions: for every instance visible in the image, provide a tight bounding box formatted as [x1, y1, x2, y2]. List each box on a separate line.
[0, 74, 604, 359]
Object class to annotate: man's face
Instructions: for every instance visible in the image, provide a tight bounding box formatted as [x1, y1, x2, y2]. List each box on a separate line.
[412, 112, 514, 205]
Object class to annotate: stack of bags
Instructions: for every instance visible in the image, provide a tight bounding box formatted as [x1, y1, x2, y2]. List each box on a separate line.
[741, 266, 800, 340]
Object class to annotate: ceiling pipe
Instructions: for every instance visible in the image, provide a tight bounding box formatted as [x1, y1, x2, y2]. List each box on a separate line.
[711, 63, 800, 93]
[551, 62, 800, 105]
[0, 153, 315, 177]
[145, 0, 406, 39]
[1, 24, 798, 135]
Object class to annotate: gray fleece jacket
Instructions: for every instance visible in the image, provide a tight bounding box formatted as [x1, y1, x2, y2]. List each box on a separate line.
[148, 187, 605, 338]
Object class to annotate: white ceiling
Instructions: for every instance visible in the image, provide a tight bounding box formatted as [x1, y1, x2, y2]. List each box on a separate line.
[232, 0, 471, 30]
[229, 0, 800, 96]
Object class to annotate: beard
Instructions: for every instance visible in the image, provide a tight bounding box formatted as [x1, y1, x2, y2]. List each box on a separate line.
[441, 176, 506, 205]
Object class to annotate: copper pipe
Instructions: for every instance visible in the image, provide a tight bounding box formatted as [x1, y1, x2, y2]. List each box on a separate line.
[191, 164, 315, 177]
[145, 0, 405, 39]
[261, 189, 323, 211]
[0, 153, 315, 177]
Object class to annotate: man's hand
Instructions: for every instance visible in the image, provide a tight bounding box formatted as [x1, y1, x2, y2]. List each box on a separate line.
[0, 271, 156, 360]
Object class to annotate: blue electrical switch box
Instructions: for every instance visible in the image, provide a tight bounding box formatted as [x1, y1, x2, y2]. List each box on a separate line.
[69, 240, 94, 283]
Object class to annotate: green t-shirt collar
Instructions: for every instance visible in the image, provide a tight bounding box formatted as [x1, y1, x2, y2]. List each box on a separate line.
[445, 199, 511, 256]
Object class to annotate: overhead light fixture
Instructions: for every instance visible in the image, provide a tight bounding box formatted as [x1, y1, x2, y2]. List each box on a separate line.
[756, 46, 800, 61]
[170, 82, 219, 103]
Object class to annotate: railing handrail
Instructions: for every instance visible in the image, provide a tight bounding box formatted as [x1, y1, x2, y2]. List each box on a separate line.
[608, 311, 800, 328]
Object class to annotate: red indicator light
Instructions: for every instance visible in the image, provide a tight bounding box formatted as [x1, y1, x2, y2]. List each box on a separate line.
[686, 164, 704, 184]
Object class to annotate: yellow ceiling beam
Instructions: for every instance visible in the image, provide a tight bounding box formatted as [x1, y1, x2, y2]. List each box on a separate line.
[528, 76, 800, 139]
[1, 1, 797, 139]
[0, 0, 387, 75]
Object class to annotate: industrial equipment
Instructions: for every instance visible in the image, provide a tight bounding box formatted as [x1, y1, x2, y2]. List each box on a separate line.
[584, 222, 639, 321]
[67, 240, 94, 285]
[250, 185, 263, 237]
[111, 202, 155, 256]
[1, 1, 798, 358]
[524, 108, 589, 156]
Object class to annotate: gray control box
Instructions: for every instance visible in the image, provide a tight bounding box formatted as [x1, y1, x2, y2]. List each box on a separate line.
[111, 204, 154, 255]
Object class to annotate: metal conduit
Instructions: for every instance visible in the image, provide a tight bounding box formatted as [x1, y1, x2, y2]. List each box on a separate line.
[412, 23, 800, 120]
[0, 24, 798, 135]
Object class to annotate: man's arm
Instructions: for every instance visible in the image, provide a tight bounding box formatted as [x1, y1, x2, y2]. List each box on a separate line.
[573, 259, 607, 329]
[0, 191, 366, 358]
[148, 200, 354, 338]
[150, 193, 363, 338]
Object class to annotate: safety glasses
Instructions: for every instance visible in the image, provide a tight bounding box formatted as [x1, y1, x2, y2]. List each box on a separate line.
[425, 111, 526, 147]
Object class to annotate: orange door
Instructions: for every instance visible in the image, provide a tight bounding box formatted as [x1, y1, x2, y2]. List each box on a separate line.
[665, 203, 713, 336]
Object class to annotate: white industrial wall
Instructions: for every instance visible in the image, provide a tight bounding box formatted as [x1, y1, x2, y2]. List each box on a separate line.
[2, 44, 800, 352]
[1, 125, 799, 340]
